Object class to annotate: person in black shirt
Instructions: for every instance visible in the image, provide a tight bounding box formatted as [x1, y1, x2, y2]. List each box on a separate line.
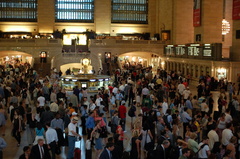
[19, 146, 31, 159]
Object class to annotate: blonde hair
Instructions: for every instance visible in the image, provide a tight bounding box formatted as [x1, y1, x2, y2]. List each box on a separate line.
[132, 129, 139, 137]
[190, 133, 197, 139]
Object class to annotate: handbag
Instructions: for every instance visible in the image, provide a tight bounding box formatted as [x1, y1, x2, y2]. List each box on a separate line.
[93, 131, 100, 139]
[55, 144, 61, 155]
[108, 121, 112, 127]
[144, 130, 154, 151]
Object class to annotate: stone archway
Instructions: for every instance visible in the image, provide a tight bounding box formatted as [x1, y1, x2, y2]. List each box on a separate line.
[0, 50, 33, 66]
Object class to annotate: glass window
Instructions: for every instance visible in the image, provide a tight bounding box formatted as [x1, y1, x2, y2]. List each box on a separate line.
[112, 0, 148, 24]
[0, 0, 37, 22]
[55, 0, 94, 22]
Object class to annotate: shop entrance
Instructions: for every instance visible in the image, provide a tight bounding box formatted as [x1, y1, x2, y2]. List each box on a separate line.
[0, 50, 33, 66]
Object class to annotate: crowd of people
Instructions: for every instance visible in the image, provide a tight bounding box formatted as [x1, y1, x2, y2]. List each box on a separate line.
[0, 59, 240, 159]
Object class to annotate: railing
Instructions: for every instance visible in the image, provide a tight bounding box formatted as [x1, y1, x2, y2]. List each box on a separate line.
[62, 52, 90, 57]
[90, 39, 166, 46]
[0, 38, 62, 45]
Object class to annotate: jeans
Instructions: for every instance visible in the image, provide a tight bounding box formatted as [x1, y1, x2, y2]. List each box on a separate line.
[67, 136, 76, 159]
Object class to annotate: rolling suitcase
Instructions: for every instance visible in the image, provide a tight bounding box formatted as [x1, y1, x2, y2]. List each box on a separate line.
[74, 137, 82, 159]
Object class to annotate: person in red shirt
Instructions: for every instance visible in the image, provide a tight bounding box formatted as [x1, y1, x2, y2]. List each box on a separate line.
[108, 84, 113, 94]
[118, 100, 127, 132]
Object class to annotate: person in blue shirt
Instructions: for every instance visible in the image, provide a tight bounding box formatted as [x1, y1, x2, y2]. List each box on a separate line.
[0, 137, 7, 159]
[181, 107, 192, 138]
[80, 105, 88, 135]
[86, 112, 95, 145]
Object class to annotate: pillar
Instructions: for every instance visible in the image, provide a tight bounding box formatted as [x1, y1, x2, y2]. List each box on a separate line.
[203, 66, 207, 76]
[198, 65, 201, 78]
[194, 0, 223, 43]
[38, 0, 55, 33]
[95, 0, 111, 34]
[193, 65, 196, 78]
[180, 63, 183, 75]
[184, 64, 187, 76]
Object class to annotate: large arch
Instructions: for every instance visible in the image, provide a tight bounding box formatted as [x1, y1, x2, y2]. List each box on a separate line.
[0, 50, 33, 66]
[117, 51, 162, 70]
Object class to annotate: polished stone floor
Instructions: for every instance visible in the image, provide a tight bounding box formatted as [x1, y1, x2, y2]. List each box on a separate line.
[1, 81, 233, 159]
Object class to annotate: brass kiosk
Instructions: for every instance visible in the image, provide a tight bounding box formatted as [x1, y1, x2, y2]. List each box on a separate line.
[60, 74, 110, 92]
[60, 58, 111, 92]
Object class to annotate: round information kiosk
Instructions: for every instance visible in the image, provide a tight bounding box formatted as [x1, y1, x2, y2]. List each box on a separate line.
[60, 74, 110, 92]
[60, 58, 111, 92]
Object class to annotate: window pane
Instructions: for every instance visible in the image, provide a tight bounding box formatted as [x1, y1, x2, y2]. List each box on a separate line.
[0, 0, 37, 22]
[55, 0, 94, 22]
[112, 0, 148, 24]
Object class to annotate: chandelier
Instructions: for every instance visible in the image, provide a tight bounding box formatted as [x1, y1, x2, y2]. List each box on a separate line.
[222, 19, 230, 35]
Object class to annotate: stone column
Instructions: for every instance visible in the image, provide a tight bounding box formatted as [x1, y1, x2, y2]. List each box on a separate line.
[95, 0, 111, 34]
[38, 0, 55, 33]
[194, 0, 223, 43]
[198, 65, 201, 78]
[203, 66, 207, 76]
[193, 65, 196, 78]
[166, 61, 169, 72]
[180, 63, 183, 75]
[184, 64, 187, 76]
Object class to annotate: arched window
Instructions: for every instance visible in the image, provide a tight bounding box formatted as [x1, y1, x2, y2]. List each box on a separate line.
[112, 0, 148, 24]
[0, 0, 37, 22]
[55, 0, 94, 22]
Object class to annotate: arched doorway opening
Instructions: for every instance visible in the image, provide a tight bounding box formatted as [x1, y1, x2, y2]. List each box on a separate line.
[118, 51, 161, 74]
[0, 50, 33, 66]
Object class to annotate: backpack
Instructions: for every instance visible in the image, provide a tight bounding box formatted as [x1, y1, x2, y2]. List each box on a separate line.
[191, 122, 198, 132]
[163, 114, 170, 126]
[128, 106, 135, 117]
[22, 89, 27, 99]
[169, 146, 180, 159]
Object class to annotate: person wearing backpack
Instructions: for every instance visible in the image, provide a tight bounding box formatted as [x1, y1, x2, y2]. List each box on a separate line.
[198, 136, 211, 159]
[163, 109, 172, 128]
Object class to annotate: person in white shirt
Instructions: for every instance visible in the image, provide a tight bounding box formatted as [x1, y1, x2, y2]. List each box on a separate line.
[50, 101, 59, 114]
[177, 82, 185, 96]
[95, 94, 103, 107]
[112, 86, 118, 95]
[200, 99, 209, 117]
[89, 99, 96, 112]
[207, 123, 219, 150]
[198, 137, 211, 159]
[119, 84, 125, 93]
[67, 117, 82, 159]
[46, 122, 58, 159]
[162, 98, 168, 115]
[225, 108, 233, 123]
[50, 90, 57, 103]
[222, 122, 234, 146]
[183, 87, 191, 101]
[82, 97, 90, 113]
[37, 94, 45, 107]
[142, 86, 150, 99]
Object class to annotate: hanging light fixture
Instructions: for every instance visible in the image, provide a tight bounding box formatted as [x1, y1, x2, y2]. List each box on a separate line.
[222, 19, 230, 35]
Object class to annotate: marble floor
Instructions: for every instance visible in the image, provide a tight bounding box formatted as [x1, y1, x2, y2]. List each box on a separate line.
[1, 81, 232, 159]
